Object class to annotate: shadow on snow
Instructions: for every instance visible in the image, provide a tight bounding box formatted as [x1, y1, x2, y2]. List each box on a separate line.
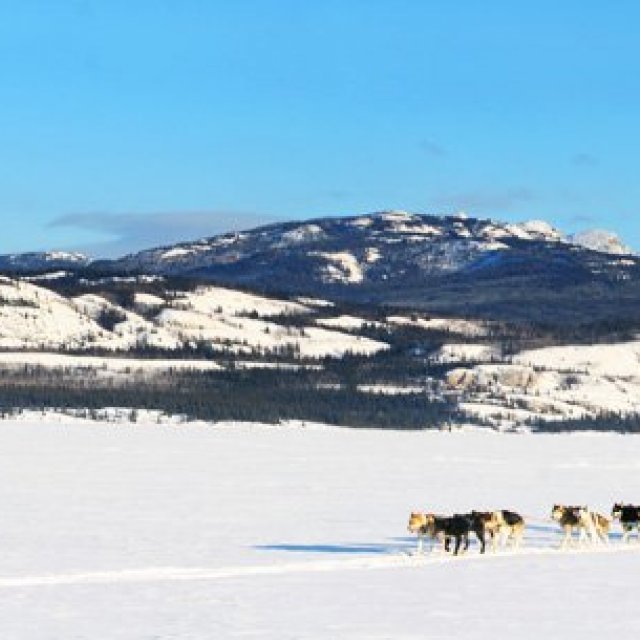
[255, 542, 408, 555]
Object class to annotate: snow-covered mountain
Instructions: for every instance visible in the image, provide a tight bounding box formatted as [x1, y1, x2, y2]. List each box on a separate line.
[2, 214, 633, 284]
[80, 211, 639, 325]
[99, 212, 636, 278]
[101, 211, 571, 277]
[1, 211, 637, 325]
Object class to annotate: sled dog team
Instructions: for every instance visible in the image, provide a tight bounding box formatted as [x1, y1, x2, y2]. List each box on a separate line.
[407, 503, 640, 555]
[407, 510, 524, 555]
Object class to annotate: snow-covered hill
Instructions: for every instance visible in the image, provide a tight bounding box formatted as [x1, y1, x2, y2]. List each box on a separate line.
[440, 338, 640, 427]
[0, 275, 386, 358]
[2, 271, 640, 425]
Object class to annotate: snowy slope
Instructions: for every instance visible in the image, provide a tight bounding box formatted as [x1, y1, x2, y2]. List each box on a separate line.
[0, 277, 104, 350]
[0, 418, 638, 639]
[388, 314, 491, 337]
[443, 339, 640, 425]
[0, 276, 387, 358]
[568, 229, 634, 255]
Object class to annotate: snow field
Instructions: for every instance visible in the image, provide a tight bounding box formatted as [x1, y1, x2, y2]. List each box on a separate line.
[443, 338, 640, 424]
[0, 277, 388, 357]
[0, 421, 639, 639]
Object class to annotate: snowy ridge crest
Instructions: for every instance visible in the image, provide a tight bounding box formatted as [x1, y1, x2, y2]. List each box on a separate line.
[567, 229, 635, 256]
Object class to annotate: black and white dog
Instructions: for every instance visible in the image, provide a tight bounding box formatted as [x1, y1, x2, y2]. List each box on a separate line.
[611, 503, 640, 543]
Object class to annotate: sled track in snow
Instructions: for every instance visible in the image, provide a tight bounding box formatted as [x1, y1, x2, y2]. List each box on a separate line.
[0, 543, 639, 589]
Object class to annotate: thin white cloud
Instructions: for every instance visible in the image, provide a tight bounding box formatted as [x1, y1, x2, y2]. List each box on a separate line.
[49, 210, 279, 258]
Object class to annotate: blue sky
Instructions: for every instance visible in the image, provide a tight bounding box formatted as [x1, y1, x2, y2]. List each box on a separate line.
[1, 1, 639, 256]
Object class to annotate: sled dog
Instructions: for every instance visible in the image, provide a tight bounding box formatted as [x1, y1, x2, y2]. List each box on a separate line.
[494, 510, 526, 548]
[581, 509, 610, 544]
[611, 503, 640, 543]
[407, 512, 472, 555]
[551, 505, 599, 547]
[407, 511, 433, 554]
[469, 510, 525, 551]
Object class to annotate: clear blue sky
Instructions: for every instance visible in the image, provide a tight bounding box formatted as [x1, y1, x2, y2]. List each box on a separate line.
[1, 1, 639, 256]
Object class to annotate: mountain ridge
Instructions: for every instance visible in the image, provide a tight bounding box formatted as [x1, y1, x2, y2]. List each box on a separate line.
[93, 210, 640, 324]
[0, 211, 634, 274]
[0, 211, 639, 325]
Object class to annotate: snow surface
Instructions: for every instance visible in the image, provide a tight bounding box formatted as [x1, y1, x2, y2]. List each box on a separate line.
[23, 271, 70, 282]
[280, 224, 326, 245]
[364, 246, 381, 263]
[568, 229, 634, 256]
[315, 315, 382, 330]
[439, 339, 640, 425]
[348, 216, 374, 228]
[513, 220, 563, 241]
[375, 210, 416, 222]
[45, 251, 88, 262]
[388, 315, 490, 337]
[133, 292, 166, 310]
[516, 341, 640, 380]
[436, 342, 499, 362]
[0, 352, 224, 373]
[0, 419, 639, 639]
[175, 285, 311, 318]
[295, 296, 335, 308]
[391, 222, 443, 236]
[156, 308, 386, 358]
[311, 251, 365, 284]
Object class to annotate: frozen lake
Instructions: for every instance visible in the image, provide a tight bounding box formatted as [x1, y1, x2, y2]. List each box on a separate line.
[1, 418, 639, 639]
